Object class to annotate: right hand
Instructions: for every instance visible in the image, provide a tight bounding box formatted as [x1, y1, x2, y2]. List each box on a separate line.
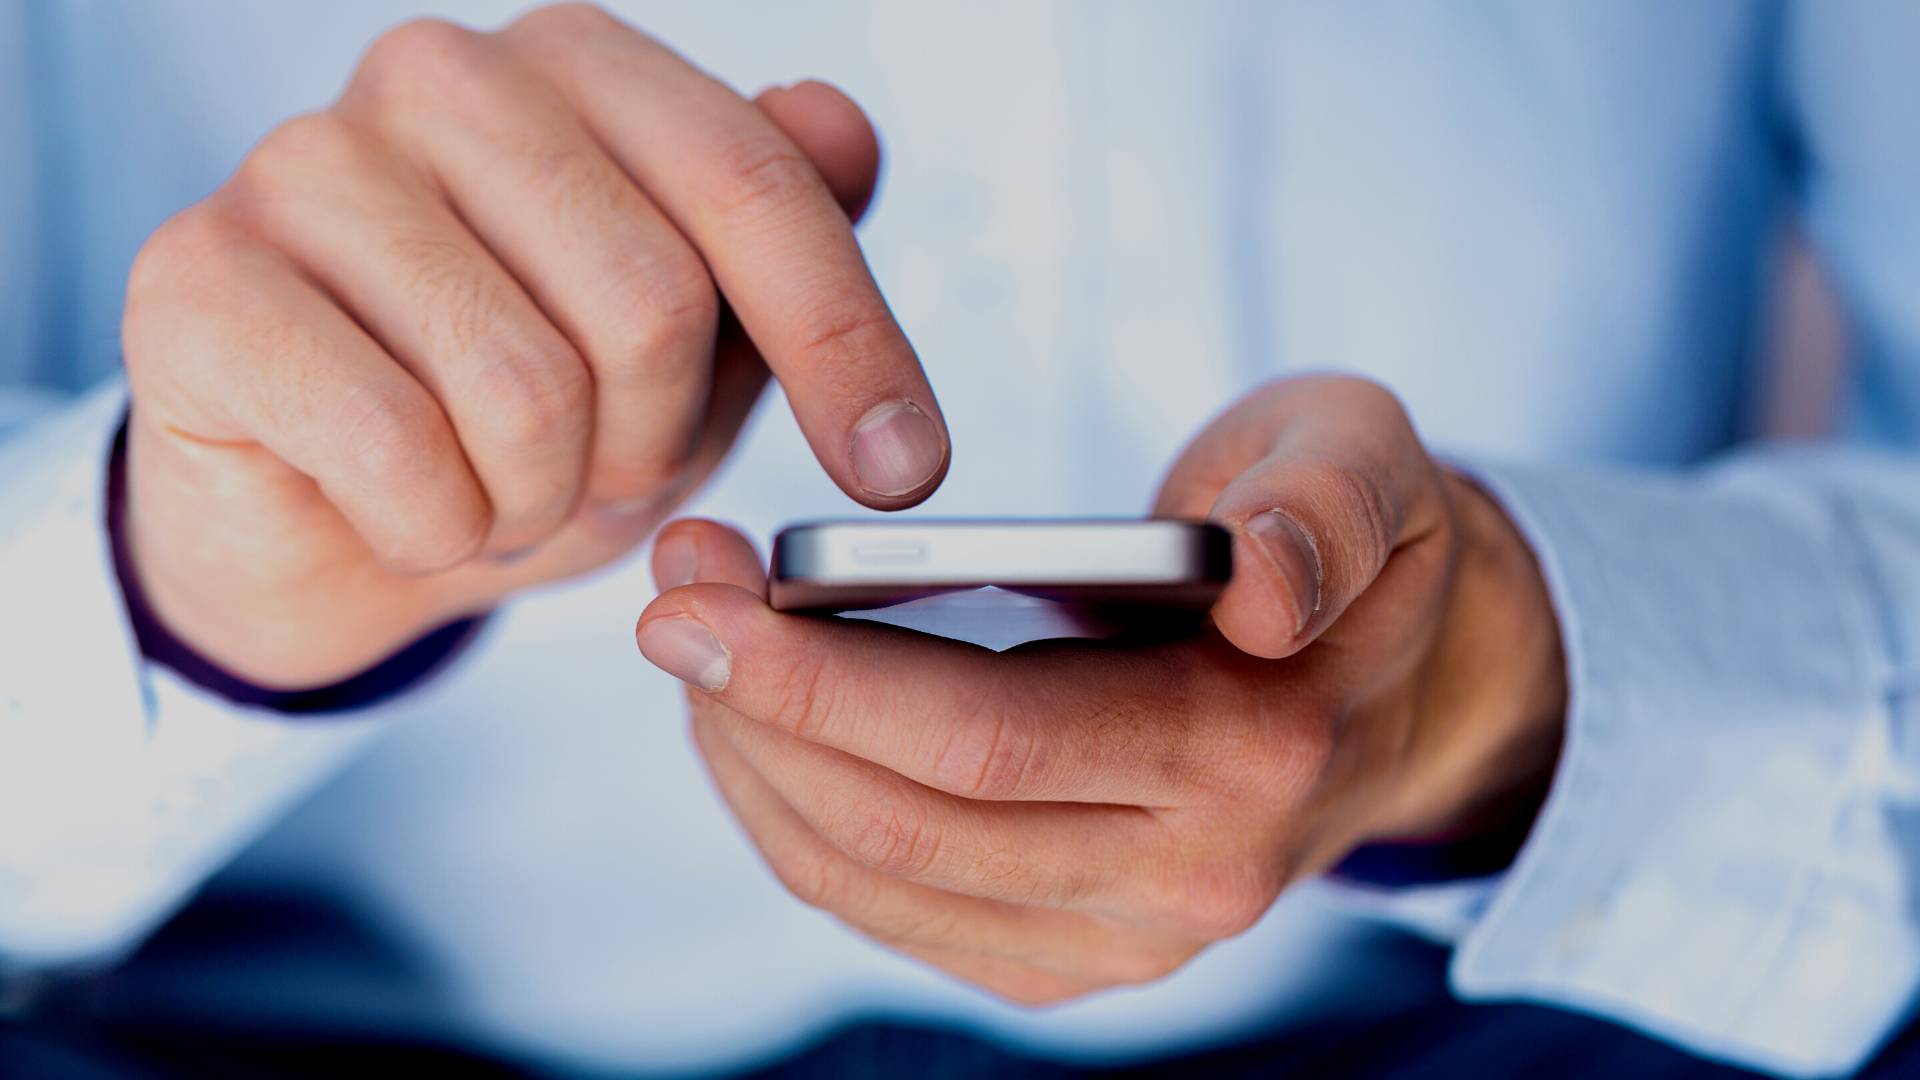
[121, 4, 949, 689]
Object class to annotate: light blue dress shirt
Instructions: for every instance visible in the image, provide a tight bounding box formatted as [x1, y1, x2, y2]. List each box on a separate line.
[2, 3, 1918, 1077]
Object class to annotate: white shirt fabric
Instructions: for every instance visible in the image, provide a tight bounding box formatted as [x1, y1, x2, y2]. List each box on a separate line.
[3, 3, 1919, 1077]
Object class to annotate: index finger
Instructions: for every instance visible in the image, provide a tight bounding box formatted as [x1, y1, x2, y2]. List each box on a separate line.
[506, 7, 949, 506]
[636, 582, 1290, 809]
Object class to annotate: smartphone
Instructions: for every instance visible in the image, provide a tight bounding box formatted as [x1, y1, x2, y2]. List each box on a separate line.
[769, 519, 1231, 614]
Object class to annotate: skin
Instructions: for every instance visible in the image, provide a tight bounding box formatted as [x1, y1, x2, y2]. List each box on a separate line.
[638, 376, 1568, 1005]
[122, 4, 948, 688]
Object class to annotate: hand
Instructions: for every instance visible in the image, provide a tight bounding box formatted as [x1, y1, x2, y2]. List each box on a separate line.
[636, 375, 1565, 1003]
[122, 3, 949, 688]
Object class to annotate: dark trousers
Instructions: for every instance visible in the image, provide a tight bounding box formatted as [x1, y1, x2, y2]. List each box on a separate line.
[4, 881, 1916, 1079]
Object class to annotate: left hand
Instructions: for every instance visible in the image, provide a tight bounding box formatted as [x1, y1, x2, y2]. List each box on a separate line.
[636, 375, 1566, 1003]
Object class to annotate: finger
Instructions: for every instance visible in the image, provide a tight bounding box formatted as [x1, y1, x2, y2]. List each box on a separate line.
[650, 517, 766, 595]
[1155, 377, 1446, 658]
[754, 80, 882, 222]
[507, 7, 949, 507]
[124, 214, 489, 573]
[691, 714, 1193, 987]
[430, 336, 770, 596]
[226, 112, 592, 555]
[637, 585, 1263, 806]
[340, 26, 719, 517]
[701, 704, 1193, 927]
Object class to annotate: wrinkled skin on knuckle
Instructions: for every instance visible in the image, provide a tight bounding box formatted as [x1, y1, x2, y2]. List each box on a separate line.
[610, 254, 722, 377]
[462, 348, 593, 454]
[792, 299, 898, 387]
[832, 801, 939, 879]
[1292, 455, 1394, 578]
[330, 387, 484, 569]
[766, 647, 839, 741]
[856, 897, 965, 950]
[330, 383, 435, 491]
[710, 134, 830, 220]
[385, 230, 511, 359]
[926, 690, 1038, 801]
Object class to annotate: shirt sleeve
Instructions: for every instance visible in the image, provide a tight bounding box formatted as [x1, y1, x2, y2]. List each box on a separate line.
[1316, 6, 1920, 1076]
[1449, 454, 1920, 1079]
[0, 380, 395, 972]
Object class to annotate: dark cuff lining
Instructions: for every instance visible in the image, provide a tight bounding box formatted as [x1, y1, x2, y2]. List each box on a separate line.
[1328, 803, 1540, 889]
[106, 417, 487, 716]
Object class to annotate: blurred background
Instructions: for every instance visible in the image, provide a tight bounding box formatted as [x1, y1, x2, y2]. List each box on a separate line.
[0, 3, 1891, 1078]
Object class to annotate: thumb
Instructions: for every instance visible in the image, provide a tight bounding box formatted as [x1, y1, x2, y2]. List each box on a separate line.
[1203, 379, 1443, 659]
[755, 80, 882, 223]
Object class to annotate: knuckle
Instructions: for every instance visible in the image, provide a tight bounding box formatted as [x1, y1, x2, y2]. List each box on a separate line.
[1331, 374, 1411, 426]
[711, 135, 828, 219]
[928, 699, 1038, 801]
[231, 112, 365, 207]
[1171, 861, 1281, 941]
[332, 383, 437, 486]
[1298, 457, 1394, 574]
[793, 298, 898, 372]
[127, 208, 239, 311]
[331, 390, 486, 569]
[360, 17, 486, 91]
[511, 1, 621, 41]
[831, 802, 939, 878]
[387, 233, 505, 357]
[601, 255, 720, 380]
[1275, 710, 1338, 799]
[770, 847, 850, 912]
[1224, 704, 1335, 808]
[859, 899, 962, 949]
[466, 349, 593, 451]
[766, 648, 837, 741]
[381, 517, 487, 574]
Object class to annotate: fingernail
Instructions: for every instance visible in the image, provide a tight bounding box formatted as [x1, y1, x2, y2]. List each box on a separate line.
[850, 399, 945, 498]
[1245, 511, 1322, 638]
[636, 616, 731, 692]
[653, 532, 698, 591]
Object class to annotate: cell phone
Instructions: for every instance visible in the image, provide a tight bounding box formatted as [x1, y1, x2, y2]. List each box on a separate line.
[769, 519, 1232, 614]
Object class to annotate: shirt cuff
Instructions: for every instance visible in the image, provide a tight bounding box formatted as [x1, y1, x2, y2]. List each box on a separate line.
[0, 383, 421, 966]
[1443, 459, 1906, 1078]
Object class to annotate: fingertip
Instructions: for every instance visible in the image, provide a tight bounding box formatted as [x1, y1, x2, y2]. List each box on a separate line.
[651, 518, 768, 596]
[1211, 514, 1321, 659]
[846, 397, 950, 506]
[650, 526, 700, 592]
